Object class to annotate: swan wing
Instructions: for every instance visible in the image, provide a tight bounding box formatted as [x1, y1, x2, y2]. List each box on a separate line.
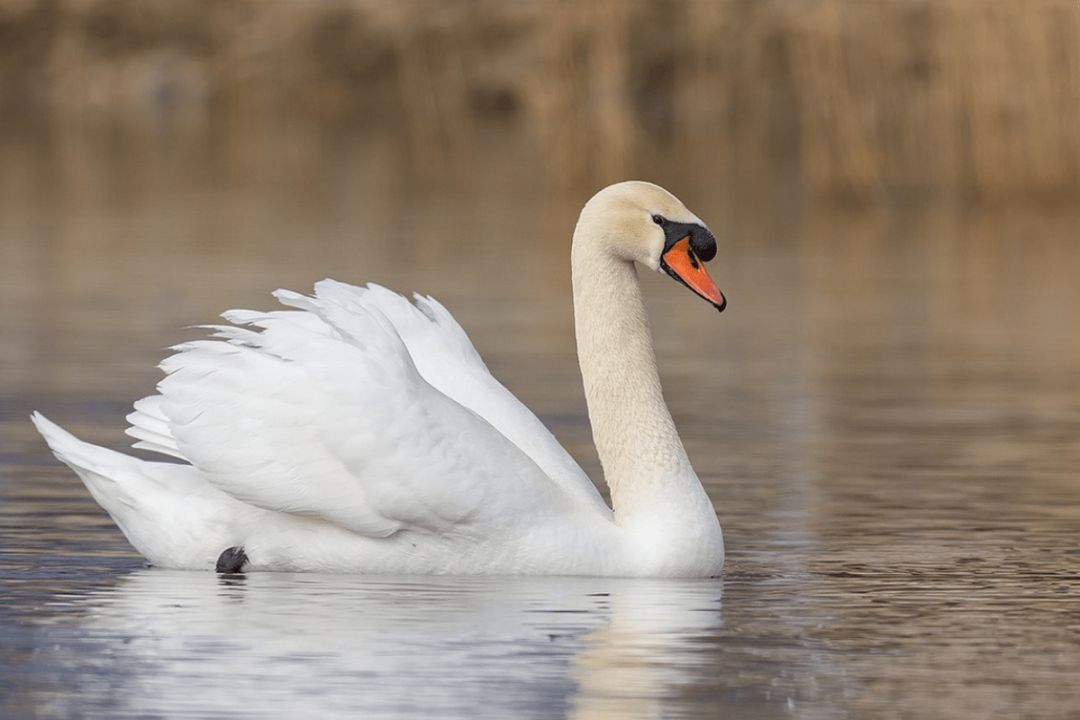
[148, 282, 597, 538]
[310, 281, 608, 513]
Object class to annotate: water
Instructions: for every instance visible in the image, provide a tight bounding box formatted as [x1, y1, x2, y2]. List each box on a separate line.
[1, 125, 1079, 718]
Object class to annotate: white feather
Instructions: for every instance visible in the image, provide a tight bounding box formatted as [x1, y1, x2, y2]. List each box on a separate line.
[31, 182, 727, 577]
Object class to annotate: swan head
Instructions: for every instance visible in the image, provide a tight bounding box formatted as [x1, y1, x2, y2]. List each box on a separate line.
[576, 181, 726, 312]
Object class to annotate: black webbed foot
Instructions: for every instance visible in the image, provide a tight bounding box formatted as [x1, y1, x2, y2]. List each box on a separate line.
[216, 546, 248, 573]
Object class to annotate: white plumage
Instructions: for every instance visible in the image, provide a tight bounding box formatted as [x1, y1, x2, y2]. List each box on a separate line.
[33, 181, 727, 577]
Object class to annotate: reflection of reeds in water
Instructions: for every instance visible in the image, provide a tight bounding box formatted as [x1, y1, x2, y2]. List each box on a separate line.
[2, 0, 1078, 202]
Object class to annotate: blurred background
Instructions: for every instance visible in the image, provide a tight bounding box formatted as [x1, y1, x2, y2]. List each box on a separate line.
[3, 0, 1079, 199]
[2, 1, 1080, 718]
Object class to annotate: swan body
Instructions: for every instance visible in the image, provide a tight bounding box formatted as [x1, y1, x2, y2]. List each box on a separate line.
[33, 181, 728, 577]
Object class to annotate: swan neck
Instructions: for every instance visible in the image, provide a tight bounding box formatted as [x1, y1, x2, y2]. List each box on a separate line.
[571, 232, 702, 526]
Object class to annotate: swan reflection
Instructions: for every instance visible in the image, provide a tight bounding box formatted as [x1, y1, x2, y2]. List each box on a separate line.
[55, 570, 722, 718]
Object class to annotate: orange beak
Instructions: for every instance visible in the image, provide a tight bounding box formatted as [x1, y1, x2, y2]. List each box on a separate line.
[661, 236, 727, 312]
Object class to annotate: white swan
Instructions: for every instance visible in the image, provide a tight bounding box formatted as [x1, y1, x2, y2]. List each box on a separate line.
[32, 181, 728, 577]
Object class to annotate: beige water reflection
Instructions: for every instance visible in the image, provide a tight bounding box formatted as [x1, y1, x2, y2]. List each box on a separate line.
[1, 124, 1080, 718]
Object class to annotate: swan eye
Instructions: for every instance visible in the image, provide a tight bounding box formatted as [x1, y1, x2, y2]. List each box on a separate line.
[652, 214, 664, 225]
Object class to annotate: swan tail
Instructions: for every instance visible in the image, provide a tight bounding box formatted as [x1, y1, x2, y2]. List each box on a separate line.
[31, 412, 259, 569]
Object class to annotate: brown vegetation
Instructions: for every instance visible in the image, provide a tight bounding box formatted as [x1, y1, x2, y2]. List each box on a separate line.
[1, 0, 1077, 203]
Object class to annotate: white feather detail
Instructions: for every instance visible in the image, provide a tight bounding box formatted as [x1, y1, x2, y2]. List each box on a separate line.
[131, 281, 600, 542]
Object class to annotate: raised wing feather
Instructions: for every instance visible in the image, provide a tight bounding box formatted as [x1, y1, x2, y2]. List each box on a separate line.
[311, 281, 608, 513]
[153, 283, 591, 538]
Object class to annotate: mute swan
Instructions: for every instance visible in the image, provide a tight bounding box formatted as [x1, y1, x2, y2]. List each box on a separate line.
[32, 181, 727, 577]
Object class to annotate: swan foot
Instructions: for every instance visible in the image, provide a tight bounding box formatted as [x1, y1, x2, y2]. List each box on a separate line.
[215, 546, 248, 573]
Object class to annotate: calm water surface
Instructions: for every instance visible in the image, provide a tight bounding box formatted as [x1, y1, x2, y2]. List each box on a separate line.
[1, 128, 1079, 718]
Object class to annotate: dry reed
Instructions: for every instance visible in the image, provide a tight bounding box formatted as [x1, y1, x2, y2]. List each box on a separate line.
[1, 0, 1077, 203]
